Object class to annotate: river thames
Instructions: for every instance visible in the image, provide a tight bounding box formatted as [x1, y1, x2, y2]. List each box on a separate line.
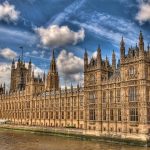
[0, 129, 149, 150]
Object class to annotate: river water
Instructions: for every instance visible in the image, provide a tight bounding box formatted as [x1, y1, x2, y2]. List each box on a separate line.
[0, 129, 149, 150]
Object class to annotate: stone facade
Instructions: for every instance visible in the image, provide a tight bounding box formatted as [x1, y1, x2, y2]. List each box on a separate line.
[0, 32, 150, 142]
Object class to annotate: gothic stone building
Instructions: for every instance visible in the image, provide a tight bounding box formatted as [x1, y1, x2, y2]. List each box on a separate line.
[0, 32, 150, 142]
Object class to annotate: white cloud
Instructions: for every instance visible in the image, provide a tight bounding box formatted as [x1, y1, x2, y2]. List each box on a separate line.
[32, 64, 44, 77]
[57, 50, 83, 83]
[0, 63, 11, 90]
[35, 25, 85, 48]
[0, 1, 20, 23]
[47, 0, 86, 25]
[71, 11, 147, 48]
[0, 48, 17, 60]
[32, 50, 38, 55]
[136, 2, 150, 23]
[92, 51, 97, 58]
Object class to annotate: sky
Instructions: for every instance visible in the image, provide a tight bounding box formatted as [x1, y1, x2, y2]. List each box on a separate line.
[0, 0, 150, 90]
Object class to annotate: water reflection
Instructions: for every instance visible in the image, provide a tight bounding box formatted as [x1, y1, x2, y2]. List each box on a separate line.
[0, 129, 149, 150]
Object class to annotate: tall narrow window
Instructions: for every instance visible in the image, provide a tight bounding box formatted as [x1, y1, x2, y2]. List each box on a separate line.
[56, 112, 59, 119]
[129, 66, 135, 76]
[129, 87, 137, 101]
[61, 112, 64, 119]
[89, 91, 96, 103]
[130, 108, 138, 122]
[103, 109, 106, 121]
[116, 89, 120, 102]
[147, 108, 150, 123]
[110, 91, 113, 103]
[50, 112, 53, 119]
[73, 97, 77, 107]
[45, 112, 48, 119]
[102, 91, 106, 103]
[110, 109, 114, 121]
[67, 112, 70, 119]
[118, 109, 121, 121]
[73, 111, 77, 119]
[80, 111, 83, 120]
[80, 97, 83, 106]
[89, 109, 95, 121]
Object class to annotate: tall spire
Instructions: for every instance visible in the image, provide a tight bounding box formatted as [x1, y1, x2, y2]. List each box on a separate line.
[28, 58, 32, 69]
[50, 49, 57, 73]
[29, 58, 32, 64]
[12, 58, 15, 69]
[105, 55, 108, 68]
[139, 31, 144, 56]
[84, 48, 88, 71]
[12, 58, 15, 64]
[97, 45, 101, 68]
[43, 71, 46, 83]
[47, 49, 59, 91]
[120, 36, 125, 62]
[112, 50, 116, 72]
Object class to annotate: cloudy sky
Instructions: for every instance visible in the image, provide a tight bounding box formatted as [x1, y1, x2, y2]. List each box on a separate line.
[0, 0, 150, 89]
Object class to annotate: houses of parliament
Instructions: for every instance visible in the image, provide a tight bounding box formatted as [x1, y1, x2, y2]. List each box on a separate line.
[0, 31, 150, 141]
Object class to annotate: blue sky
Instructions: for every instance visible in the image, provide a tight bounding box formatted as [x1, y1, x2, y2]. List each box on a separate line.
[0, 0, 150, 89]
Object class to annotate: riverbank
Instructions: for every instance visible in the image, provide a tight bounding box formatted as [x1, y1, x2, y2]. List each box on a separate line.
[0, 124, 149, 147]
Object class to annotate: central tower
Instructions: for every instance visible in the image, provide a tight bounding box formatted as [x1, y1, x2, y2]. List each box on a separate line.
[46, 49, 59, 91]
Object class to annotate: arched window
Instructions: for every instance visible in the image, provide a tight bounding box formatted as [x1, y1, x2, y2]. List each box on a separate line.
[110, 109, 114, 121]
[89, 91, 96, 103]
[102, 91, 106, 103]
[129, 87, 137, 101]
[130, 108, 138, 122]
[110, 91, 113, 103]
[89, 75, 96, 84]
[103, 109, 106, 121]
[129, 66, 135, 76]
[116, 89, 121, 102]
[89, 109, 95, 121]
[118, 109, 121, 121]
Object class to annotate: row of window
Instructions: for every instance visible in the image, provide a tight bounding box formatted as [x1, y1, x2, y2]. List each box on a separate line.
[89, 108, 139, 122]
[102, 87, 138, 103]
[0, 97, 84, 110]
[0, 111, 84, 120]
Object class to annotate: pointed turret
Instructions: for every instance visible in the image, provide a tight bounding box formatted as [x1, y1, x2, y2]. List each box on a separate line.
[105, 56, 108, 68]
[50, 49, 57, 73]
[139, 31, 144, 56]
[29, 58, 32, 67]
[28, 58, 32, 80]
[84, 48, 88, 71]
[147, 43, 150, 51]
[77, 82, 80, 90]
[97, 45, 101, 68]
[46, 49, 59, 91]
[120, 36, 125, 62]
[3, 83, 5, 94]
[112, 50, 116, 72]
[71, 83, 73, 91]
[12, 58, 15, 69]
[43, 71, 46, 82]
